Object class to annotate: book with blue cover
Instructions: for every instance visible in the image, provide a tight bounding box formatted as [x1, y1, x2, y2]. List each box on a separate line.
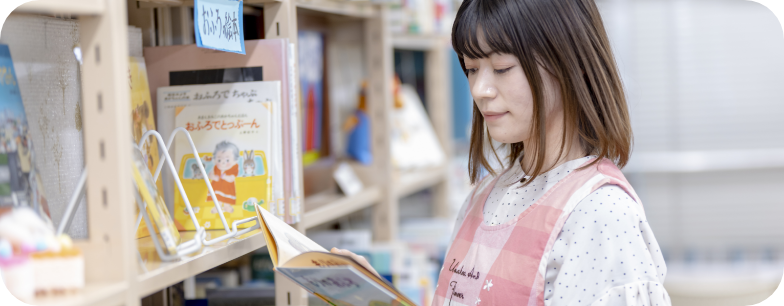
[0, 44, 48, 217]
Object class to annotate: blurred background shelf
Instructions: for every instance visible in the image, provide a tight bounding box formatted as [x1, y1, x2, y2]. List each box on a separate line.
[136, 229, 267, 297]
[395, 166, 447, 198]
[392, 34, 449, 51]
[137, 0, 283, 8]
[663, 263, 784, 306]
[14, 0, 105, 15]
[29, 282, 128, 306]
[623, 149, 784, 173]
[295, 0, 378, 18]
[301, 186, 382, 230]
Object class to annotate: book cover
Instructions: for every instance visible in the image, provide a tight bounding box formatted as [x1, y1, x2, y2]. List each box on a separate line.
[254, 205, 416, 306]
[157, 81, 280, 230]
[0, 44, 49, 217]
[298, 31, 324, 166]
[146, 39, 299, 224]
[131, 145, 180, 256]
[390, 84, 445, 170]
[129, 56, 164, 238]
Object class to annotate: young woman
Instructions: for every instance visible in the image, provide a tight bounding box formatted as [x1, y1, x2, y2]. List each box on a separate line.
[335, 0, 671, 304]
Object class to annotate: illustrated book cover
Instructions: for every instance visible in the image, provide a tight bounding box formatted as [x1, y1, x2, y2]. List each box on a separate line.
[157, 81, 281, 230]
[254, 205, 416, 306]
[146, 38, 301, 224]
[129, 56, 165, 238]
[0, 44, 48, 217]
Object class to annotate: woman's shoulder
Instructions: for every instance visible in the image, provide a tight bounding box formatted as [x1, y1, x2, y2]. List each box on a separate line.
[568, 184, 646, 226]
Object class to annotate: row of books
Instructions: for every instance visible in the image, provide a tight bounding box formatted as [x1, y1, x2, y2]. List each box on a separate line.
[389, 0, 455, 35]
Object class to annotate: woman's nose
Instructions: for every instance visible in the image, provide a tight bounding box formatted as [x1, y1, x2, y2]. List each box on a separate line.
[471, 70, 497, 102]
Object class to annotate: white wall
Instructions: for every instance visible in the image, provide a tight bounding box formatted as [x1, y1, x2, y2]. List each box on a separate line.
[598, 0, 784, 261]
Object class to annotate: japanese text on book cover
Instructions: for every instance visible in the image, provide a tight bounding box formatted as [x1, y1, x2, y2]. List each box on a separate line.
[163, 82, 278, 230]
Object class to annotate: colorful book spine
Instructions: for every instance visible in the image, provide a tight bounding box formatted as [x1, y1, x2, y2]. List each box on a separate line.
[298, 31, 324, 166]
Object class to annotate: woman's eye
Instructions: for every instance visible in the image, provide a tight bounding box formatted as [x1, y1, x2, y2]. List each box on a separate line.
[494, 66, 514, 74]
[465, 68, 477, 75]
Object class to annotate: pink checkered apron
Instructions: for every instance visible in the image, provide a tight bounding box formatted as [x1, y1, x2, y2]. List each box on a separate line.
[432, 158, 642, 306]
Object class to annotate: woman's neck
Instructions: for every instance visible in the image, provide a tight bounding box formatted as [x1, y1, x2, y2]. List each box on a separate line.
[519, 126, 584, 174]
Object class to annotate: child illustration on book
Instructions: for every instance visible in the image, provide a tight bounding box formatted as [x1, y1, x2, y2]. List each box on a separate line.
[208, 141, 239, 214]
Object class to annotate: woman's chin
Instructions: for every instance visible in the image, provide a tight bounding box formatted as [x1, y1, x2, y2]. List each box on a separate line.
[488, 131, 526, 144]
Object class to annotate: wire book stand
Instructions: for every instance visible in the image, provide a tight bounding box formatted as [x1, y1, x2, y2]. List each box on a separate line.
[58, 128, 261, 263]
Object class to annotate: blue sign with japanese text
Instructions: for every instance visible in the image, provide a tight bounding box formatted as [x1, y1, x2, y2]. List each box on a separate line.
[194, 0, 245, 54]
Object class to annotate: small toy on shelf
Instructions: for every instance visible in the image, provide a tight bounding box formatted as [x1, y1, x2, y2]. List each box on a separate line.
[30, 235, 84, 296]
[0, 207, 84, 300]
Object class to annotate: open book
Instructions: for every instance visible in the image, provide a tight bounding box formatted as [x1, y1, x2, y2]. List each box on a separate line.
[254, 205, 416, 306]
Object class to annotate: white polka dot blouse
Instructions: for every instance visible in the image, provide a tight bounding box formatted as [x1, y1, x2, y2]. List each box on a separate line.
[448, 156, 671, 306]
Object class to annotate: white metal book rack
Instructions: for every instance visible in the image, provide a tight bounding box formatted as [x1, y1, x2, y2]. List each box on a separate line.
[58, 128, 260, 263]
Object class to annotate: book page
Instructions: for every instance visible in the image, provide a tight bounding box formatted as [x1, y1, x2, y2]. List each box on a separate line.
[276, 266, 411, 306]
[282, 252, 413, 303]
[255, 204, 326, 266]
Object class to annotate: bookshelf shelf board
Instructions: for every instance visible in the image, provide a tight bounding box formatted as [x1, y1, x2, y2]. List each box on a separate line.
[302, 186, 382, 229]
[14, 0, 105, 15]
[136, 229, 266, 297]
[395, 165, 447, 198]
[137, 0, 281, 8]
[391, 34, 449, 51]
[29, 282, 128, 306]
[295, 0, 378, 19]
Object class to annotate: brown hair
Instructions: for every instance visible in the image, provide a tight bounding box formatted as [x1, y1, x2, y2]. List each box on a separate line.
[452, 0, 632, 185]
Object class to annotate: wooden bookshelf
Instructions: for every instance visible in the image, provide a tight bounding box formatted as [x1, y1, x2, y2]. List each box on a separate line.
[14, 0, 105, 15]
[395, 166, 448, 199]
[8, 0, 453, 304]
[301, 186, 382, 230]
[29, 282, 128, 306]
[136, 230, 267, 297]
[296, 0, 378, 18]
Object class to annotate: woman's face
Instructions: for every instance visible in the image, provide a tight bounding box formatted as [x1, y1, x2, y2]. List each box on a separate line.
[463, 51, 562, 144]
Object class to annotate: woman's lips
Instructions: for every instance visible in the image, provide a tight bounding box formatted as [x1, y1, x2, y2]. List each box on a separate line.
[483, 111, 508, 121]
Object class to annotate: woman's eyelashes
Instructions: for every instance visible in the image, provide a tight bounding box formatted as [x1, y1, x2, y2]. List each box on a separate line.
[494, 66, 514, 74]
[465, 66, 514, 75]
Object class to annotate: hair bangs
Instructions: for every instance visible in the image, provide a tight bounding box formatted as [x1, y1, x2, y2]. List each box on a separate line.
[452, 0, 517, 62]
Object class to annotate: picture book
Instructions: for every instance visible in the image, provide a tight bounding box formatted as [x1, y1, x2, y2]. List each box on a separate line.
[146, 39, 301, 224]
[390, 84, 445, 170]
[298, 31, 324, 166]
[129, 56, 163, 238]
[131, 145, 180, 255]
[0, 44, 49, 217]
[254, 205, 416, 306]
[157, 81, 281, 230]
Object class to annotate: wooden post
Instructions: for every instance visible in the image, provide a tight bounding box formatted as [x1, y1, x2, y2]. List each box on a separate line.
[265, 1, 309, 305]
[425, 37, 452, 218]
[366, 6, 397, 242]
[79, 0, 137, 304]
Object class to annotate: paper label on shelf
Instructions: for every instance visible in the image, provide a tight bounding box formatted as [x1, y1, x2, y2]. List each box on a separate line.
[194, 0, 245, 54]
[333, 162, 363, 196]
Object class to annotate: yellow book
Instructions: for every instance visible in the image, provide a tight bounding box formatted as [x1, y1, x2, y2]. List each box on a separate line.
[254, 205, 416, 306]
[129, 56, 163, 238]
[132, 147, 180, 255]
